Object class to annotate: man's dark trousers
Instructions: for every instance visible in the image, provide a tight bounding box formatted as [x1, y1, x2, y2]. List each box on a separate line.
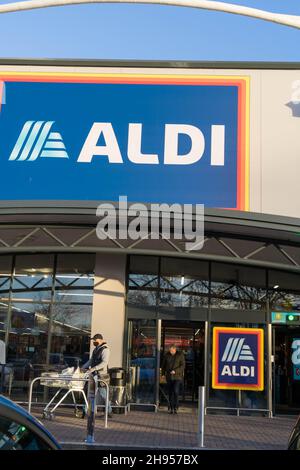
[167, 379, 182, 410]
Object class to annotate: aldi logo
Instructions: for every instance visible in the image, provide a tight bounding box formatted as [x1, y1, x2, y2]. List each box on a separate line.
[212, 327, 264, 391]
[221, 337, 255, 362]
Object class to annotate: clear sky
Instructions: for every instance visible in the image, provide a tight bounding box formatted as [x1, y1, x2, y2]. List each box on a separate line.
[0, 0, 300, 61]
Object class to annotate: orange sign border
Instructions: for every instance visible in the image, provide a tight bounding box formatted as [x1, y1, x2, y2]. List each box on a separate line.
[212, 327, 264, 391]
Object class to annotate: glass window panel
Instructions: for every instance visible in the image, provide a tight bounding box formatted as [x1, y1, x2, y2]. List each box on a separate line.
[56, 253, 95, 273]
[127, 274, 158, 306]
[7, 303, 50, 364]
[50, 304, 92, 367]
[268, 270, 300, 312]
[12, 255, 53, 301]
[54, 254, 95, 303]
[211, 263, 267, 310]
[159, 258, 209, 307]
[129, 256, 159, 276]
[0, 256, 12, 301]
[128, 256, 159, 306]
[6, 303, 50, 398]
[14, 254, 54, 272]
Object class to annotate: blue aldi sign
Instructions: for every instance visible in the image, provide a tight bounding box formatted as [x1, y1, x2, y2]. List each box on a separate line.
[212, 327, 264, 391]
[0, 73, 249, 208]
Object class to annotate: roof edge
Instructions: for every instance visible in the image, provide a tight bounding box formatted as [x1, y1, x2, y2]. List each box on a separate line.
[1, 58, 300, 70]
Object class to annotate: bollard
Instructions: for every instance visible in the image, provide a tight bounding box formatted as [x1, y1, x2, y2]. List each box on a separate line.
[197, 386, 205, 448]
[85, 373, 97, 444]
[102, 381, 109, 429]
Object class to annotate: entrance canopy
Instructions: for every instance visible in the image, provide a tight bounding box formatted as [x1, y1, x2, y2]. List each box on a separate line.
[0, 203, 299, 273]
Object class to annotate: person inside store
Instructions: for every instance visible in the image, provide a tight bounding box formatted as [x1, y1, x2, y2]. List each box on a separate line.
[81, 333, 113, 418]
[161, 344, 185, 414]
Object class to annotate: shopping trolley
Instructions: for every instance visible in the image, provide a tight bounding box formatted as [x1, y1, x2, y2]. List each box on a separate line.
[40, 367, 89, 420]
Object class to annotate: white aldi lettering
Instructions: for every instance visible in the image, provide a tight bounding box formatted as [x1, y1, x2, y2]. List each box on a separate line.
[77, 123, 225, 165]
[221, 365, 255, 377]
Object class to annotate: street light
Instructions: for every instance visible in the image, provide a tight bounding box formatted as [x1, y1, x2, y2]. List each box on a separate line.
[0, 1, 300, 30]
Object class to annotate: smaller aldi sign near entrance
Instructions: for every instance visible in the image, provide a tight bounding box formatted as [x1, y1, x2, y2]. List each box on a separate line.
[212, 327, 264, 391]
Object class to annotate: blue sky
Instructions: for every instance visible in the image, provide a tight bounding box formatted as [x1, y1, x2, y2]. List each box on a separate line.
[0, 0, 300, 61]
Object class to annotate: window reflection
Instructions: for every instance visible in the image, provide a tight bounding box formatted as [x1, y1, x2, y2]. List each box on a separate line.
[127, 256, 210, 307]
[269, 270, 300, 312]
[211, 263, 267, 310]
[8, 303, 50, 363]
[54, 254, 94, 303]
[12, 254, 53, 301]
[50, 304, 92, 368]
[1, 253, 95, 399]
[160, 258, 209, 307]
[0, 256, 13, 301]
[128, 256, 159, 306]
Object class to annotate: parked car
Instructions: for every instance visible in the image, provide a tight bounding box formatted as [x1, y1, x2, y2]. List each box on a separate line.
[288, 415, 300, 450]
[0, 395, 60, 450]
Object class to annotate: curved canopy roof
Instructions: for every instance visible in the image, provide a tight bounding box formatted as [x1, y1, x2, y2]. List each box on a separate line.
[0, 202, 299, 273]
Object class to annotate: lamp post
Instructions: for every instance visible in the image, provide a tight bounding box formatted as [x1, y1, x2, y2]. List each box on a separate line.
[0, 0, 300, 30]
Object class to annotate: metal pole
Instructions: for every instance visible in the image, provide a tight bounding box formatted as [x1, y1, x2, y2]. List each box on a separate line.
[155, 318, 162, 410]
[103, 380, 109, 429]
[85, 373, 97, 444]
[272, 326, 276, 417]
[237, 389, 242, 416]
[267, 323, 273, 418]
[197, 385, 205, 448]
[1, 1, 300, 30]
[28, 376, 42, 414]
[204, 319, 209, 410]
[205, 261, 211, 413]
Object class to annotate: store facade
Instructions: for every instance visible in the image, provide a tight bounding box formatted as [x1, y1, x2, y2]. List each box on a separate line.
[0, 59, 300, 414]
[0, 206, 299, 415]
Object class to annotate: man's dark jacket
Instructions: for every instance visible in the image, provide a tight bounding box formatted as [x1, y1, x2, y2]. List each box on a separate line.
[161, 350, 185, 381]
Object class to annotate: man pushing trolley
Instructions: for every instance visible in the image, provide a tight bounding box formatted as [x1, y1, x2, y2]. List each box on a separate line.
[82, 333, 113, 418]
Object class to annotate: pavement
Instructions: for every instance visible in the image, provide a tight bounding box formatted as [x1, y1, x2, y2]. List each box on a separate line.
[29, 406, 297, 450]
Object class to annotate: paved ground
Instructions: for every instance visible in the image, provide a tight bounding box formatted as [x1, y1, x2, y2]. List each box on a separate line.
[29, 406, 297, 450]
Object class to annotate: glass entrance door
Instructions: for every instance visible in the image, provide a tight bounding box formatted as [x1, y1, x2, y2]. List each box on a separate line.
[127, 319, 157, 404]
[160, 321, 205, 405]
[273, 326, 300, 413]
[127, 319, 205, 407]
